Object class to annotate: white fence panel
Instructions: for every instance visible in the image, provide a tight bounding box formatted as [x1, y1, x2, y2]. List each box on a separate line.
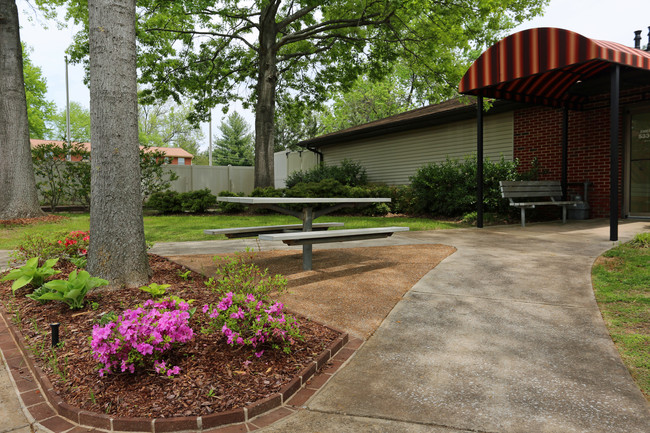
[167, 165, 255, 195]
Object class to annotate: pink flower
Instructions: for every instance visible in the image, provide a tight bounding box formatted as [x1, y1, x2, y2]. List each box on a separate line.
[230, 307, 245, 320]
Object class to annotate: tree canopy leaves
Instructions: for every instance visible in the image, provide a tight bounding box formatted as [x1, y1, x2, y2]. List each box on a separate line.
[36, 0, 548, 187]
[22, 44, 56, 139]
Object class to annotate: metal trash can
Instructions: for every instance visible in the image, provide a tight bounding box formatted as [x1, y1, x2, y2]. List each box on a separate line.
[568, 195, 590, 220]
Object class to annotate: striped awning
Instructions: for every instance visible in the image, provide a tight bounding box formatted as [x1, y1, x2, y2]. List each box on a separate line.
[459, 28, 650, 108]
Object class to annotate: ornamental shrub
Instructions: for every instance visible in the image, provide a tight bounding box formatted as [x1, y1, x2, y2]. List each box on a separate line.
[409, 155, 532, 217]
[216, 191, 247, 213]
[10, 231, 89, 265]
[9, 233, 69, 264]
[56, 231, 90, 258]
[202, 292, 302, 355]
[147, 190, 183, 213]
[147, 189, 217, 214]
[180, 188, 217, 213]
[285, 159, 367, 188]
[207, 251, 287, 301]
[90, 297, 194, 377]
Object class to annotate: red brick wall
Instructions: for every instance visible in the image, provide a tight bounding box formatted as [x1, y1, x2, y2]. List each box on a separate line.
[168, 157, 192, 165]
[513, 85, 650, 218]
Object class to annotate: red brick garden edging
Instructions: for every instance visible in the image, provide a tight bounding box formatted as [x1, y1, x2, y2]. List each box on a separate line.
[0, 307, 362, 432]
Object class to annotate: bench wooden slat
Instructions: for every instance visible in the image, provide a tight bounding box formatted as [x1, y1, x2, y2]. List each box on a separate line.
[204, 222, 344, 238]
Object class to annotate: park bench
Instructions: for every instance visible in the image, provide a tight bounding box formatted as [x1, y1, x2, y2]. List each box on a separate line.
[204, 222, 344, 239]
[499, 180, 583, 227]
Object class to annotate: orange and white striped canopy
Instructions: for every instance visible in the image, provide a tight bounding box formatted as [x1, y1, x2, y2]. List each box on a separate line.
[459, 27, 650, 108]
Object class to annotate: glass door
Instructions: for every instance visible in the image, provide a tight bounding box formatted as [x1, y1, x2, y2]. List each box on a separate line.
[629, 111, 650, 216]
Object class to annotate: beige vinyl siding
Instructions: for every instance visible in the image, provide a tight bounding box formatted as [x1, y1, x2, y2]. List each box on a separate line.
[322, 112, 513, 185]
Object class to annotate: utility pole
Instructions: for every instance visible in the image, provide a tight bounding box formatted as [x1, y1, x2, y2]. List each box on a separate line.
[65, 56, 71, 144]
[208, 111, 213, 166]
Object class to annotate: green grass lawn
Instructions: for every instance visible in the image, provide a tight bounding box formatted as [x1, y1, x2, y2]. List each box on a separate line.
[592, 233, 650, 398]
[0, 212, 462, 250]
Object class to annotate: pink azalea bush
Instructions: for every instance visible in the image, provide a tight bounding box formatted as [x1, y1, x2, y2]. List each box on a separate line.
[90, 297, 194, 377]
[202, 292, 302, 356]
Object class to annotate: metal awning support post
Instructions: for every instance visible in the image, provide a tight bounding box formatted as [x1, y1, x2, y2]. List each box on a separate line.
[477, 95, 484, 228]
[561, 107, 569, 200]
[609, 65, 620, 241]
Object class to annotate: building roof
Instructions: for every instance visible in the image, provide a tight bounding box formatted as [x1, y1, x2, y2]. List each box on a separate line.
[459, 27, 650, 109]
[30, 139, 91, 152]
[298, 97, 519, 149]
[142, 146, 194, 158]
[30, 139, 193, 158]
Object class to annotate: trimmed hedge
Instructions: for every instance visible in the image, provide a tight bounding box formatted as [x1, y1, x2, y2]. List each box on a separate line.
[147, 188, 216, 214]
[409, 155, 541, 217]
[216, 191, 247, 214]
[285, 159, 367, 188]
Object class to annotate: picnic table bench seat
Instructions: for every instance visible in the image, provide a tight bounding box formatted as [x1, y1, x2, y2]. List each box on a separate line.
[499, 180, 583, 227]
[204, 222, 344, 238]
[258, 226, 410, 245]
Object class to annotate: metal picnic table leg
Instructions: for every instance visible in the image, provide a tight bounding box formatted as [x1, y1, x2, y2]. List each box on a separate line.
[302, 207, 313, 271]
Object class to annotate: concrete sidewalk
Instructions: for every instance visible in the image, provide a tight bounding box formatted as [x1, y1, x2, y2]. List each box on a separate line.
[1, 219, 649, 432]
[256, 219, 650, 433]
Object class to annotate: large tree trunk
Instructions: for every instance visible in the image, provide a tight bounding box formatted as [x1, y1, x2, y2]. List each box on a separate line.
[0, 0, 45, 219]
[253, 4, 279, 188]
[87, 0, 150, 287]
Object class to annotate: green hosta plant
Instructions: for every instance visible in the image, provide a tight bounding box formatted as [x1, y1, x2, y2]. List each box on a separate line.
[1, 257, 60, 293]
[26, 286, 56, 304]
[139, 283, 170, 299]
[36, 270, 109, 310]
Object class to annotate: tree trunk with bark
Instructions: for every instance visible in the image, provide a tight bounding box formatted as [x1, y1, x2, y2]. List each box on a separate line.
[87, 0, 151, 287]
[0, 0, 45, 220]
[253, 4, 279, 188]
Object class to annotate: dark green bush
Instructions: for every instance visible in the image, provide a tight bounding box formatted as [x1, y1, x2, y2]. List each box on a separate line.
[180, 189, 216, 213]
[147, 191, 183, 213]
[285, 178, 349, 198]
[409, 155, 528, 217]
[251, 186, 286, 198]
[217, 191, 247, 213]
[285, 159, 367, 188]
[147, 189, 216, 214]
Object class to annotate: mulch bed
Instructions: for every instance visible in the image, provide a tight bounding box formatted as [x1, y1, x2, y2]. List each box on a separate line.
[0, 215, 69, 227]
[0, 255, 340, 418]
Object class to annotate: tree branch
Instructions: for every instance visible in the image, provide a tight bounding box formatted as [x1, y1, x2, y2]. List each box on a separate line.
[277, 12, 393, 47]
[276, 4, 319, 33]
[145, 27, 258, 52]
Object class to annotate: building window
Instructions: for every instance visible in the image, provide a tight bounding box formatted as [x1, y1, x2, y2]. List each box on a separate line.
[178, 157, 185, 165]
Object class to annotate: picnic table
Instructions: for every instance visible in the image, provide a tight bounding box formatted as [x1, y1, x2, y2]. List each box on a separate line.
[214, 196, 408, 270]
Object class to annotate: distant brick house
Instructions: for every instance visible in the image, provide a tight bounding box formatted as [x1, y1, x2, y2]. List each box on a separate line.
[30, 139, 194, 165]
[298, 28, 650, 228]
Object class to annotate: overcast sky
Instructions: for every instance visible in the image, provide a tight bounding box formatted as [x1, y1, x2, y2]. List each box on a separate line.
[17, 0, 650, 151]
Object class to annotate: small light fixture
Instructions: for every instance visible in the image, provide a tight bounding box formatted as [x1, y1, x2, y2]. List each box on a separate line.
[50, 323, 60, 347]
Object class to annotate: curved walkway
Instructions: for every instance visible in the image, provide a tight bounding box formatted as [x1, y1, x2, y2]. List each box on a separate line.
[1, 219, 649, 433]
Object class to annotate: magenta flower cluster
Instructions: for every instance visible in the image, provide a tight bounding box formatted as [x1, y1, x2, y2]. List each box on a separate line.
[90, 298, 194, 377]
[203, 292, 302, 356]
